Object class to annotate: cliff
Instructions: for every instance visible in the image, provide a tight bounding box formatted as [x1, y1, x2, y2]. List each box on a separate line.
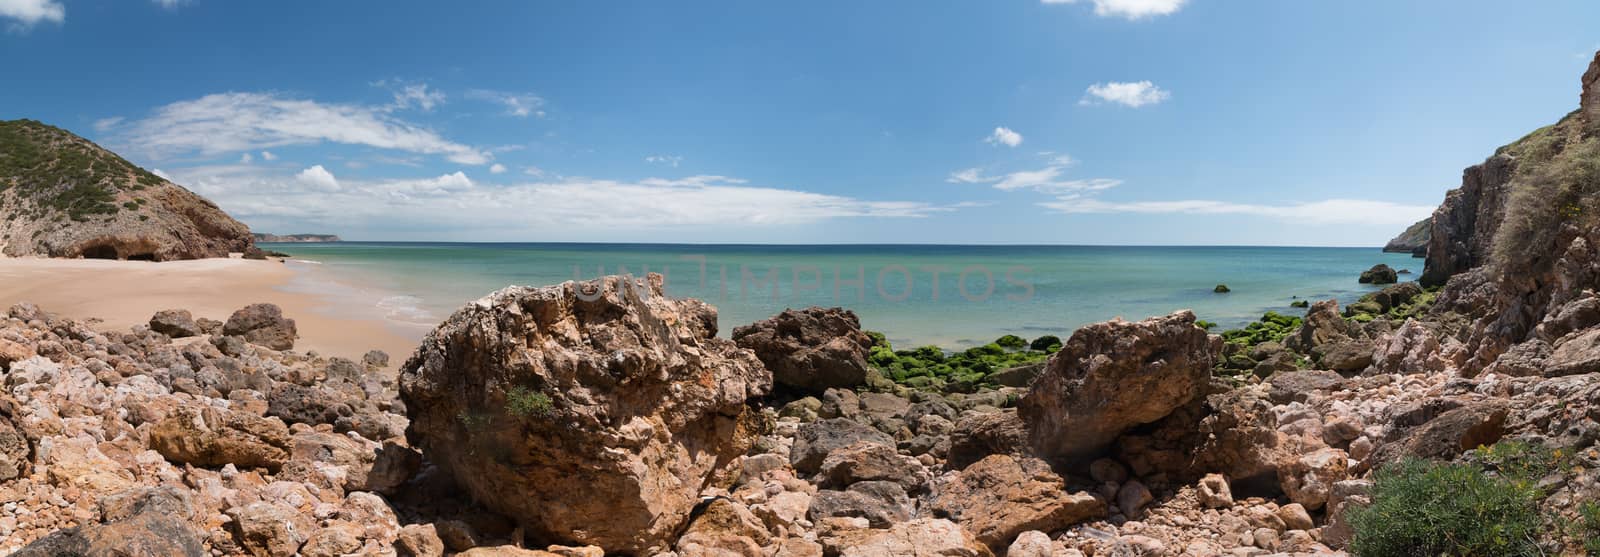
[1381, 217, 1430, 257]
[253, 233, 341, 243]
[0, 119, 253, 261]
[1422, 50, 1600, 371]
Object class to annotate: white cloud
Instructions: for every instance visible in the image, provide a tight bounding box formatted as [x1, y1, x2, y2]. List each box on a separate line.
[260, 151, 277, 161]
[1041, 197, 1435, 226]
[0, 0, 64, 27]
[151, 0, 186, 9]
[118, 92, 491, 165]
[952, 155, 1115, 194]
[92, 116, 124, 132]
[239, 153, 253, 164]
[1082, 81, 1171, 108]
[466, 90, 546, 118]
[295, 165, 340, 191]
[985, 127, 1024, 147]
[1041, 0, 1186, 20]
[386, 82, 445, 112]
[160, 166, 956, 233]
[645, 155, 684, 168]
[523, 166, 546, 177]
[489, 163, 507, 174]
[947, 168, 989, 184]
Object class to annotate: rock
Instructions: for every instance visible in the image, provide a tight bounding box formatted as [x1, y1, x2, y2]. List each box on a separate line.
[990, 362, 1045, 388]
[301, 521, 364, 557]
[223, 303, 298, 350]
[149, 309, 203, 338]
[1364, 282, 1423, 313]
[1358, 264, 1397, 284]
[946, 409, 1028, 469]
[398, 275, 772, 554]
[0, 395, 33, 481]
[1197, 473, 1233, 509]
[1214, 284, 1231, 293]
[1006, 531, 1056, 557]
[1376, 401, 1509, 462]
[1279, 448, 1348, 510]
[1312, 338, 1375, 373]
[0, 120, 255, 260]
[1544, 327, 1600, 376]
[818, 441, 930, 491]
[927, 454, 1104, 550]
[148, 405, 293, 472]
[1276, 503, 1314, 531]
[1116, 480, 1152, 517]
[1584, 49, 1600, 133]
[363, 349, 391, 368]
[397, 524, 446, 557]
[267, 382, 354, 426]
[0, 338, 35, 372]
[732, 306, 876, 392]
[808, 481, 913, 528]
[677, 498, 771, 553]
[228, 502, 313, 557]
[791, 417, 895, 475]
[1383, 217, 1432, 255]
[14, 495, 206, 557]
[833, 518, 993, 557]
[1265, 370, 1346, 404]
[1372, 319, 1451, 375]
[1285, 300, 1358, 353]
[1088, 458, 1128, 484]
[1018, 310, 1213, 461]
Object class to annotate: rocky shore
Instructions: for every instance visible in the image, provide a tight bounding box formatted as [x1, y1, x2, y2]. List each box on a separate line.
[0, 45, 1596, 557]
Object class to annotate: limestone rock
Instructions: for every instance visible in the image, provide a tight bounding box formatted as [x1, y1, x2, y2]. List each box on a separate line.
[1018, 310, 1213, 461]
[148, 405, 293, 472]
[791, 417, 895, 475]
[733, 306, 876, 392]
[224, 303, 298, 350]
[149, 309, 204, 338]
[832, 518, 993, 557]
[927, 454, 1104, 550]
[398, 275, 771, 554]
[1358, 264, 1398, 284]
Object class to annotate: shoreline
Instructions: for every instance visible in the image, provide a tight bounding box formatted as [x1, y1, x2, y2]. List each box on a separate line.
[0, 256, 422, 362]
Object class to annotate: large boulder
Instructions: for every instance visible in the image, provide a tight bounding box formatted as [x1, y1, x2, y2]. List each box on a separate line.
[398, 274, 771, 555]
[1017, 310, 1214, 461]
[13, 487, 205, 557]
[829, 518, 993, 557]
[732, 306, 876, 392]
[223, 303, 297, 350]
[1359, 264, 1398, 284]
[927, 454, 1104, 550]
[148, 405, 293, 472]
[149, 309, 204, 338]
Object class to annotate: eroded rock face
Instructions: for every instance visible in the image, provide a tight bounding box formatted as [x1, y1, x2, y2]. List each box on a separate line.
[732, 307, 876, 392]
[1018, 310, 1214, 461]
[1422, 154, 1518, 288]
[399, 274, 772, 554]
[1583, 50, 1600, 135]
[150, 309, 203, 338]
[1358, 264, 1398, 285]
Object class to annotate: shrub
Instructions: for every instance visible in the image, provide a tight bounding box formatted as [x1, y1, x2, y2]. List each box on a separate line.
[1347, 457, 1544, 557]
[1578, 501, 1600, 555]
[505, 386, 554, 418]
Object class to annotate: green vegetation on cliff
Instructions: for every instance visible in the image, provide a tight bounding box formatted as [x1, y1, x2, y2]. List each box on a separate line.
[0, 119, 163, 221]
[1491, 113, 1600, 276]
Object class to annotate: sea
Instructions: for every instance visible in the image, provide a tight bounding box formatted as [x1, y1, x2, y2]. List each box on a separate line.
[262, 243, 1421, 350]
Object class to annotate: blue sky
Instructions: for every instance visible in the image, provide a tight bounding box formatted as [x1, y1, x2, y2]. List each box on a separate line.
[2, 0, 1597, 245]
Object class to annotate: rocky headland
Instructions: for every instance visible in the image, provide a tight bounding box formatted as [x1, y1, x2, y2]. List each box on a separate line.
[0, 120, 254, 261]
[1379, 218, 1429, 257]
[0, 50, 1596, 557]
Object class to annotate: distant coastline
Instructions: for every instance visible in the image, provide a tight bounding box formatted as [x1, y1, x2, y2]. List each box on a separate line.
[253, 232, 342, 243]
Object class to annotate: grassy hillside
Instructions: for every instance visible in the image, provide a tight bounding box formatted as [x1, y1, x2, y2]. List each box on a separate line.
[0, 118, 165, 222]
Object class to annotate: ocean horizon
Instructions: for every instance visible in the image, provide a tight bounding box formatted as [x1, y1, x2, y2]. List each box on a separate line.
[265, 241, 1421, 350]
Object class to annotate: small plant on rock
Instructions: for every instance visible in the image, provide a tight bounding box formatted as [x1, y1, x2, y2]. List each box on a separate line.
[506, 386, 555, 418]
[1347, 456, 1544, 557]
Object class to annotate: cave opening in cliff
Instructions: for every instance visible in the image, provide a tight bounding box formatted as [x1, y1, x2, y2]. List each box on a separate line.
[80, 245, 118, 260]
[125, 253, 157, 261]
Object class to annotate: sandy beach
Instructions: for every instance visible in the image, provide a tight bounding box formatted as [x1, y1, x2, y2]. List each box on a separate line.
[0, 256, 422, 362]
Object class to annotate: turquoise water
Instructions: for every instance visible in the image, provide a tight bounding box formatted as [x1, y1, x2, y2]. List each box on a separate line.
[264, 242, 1421, 350]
